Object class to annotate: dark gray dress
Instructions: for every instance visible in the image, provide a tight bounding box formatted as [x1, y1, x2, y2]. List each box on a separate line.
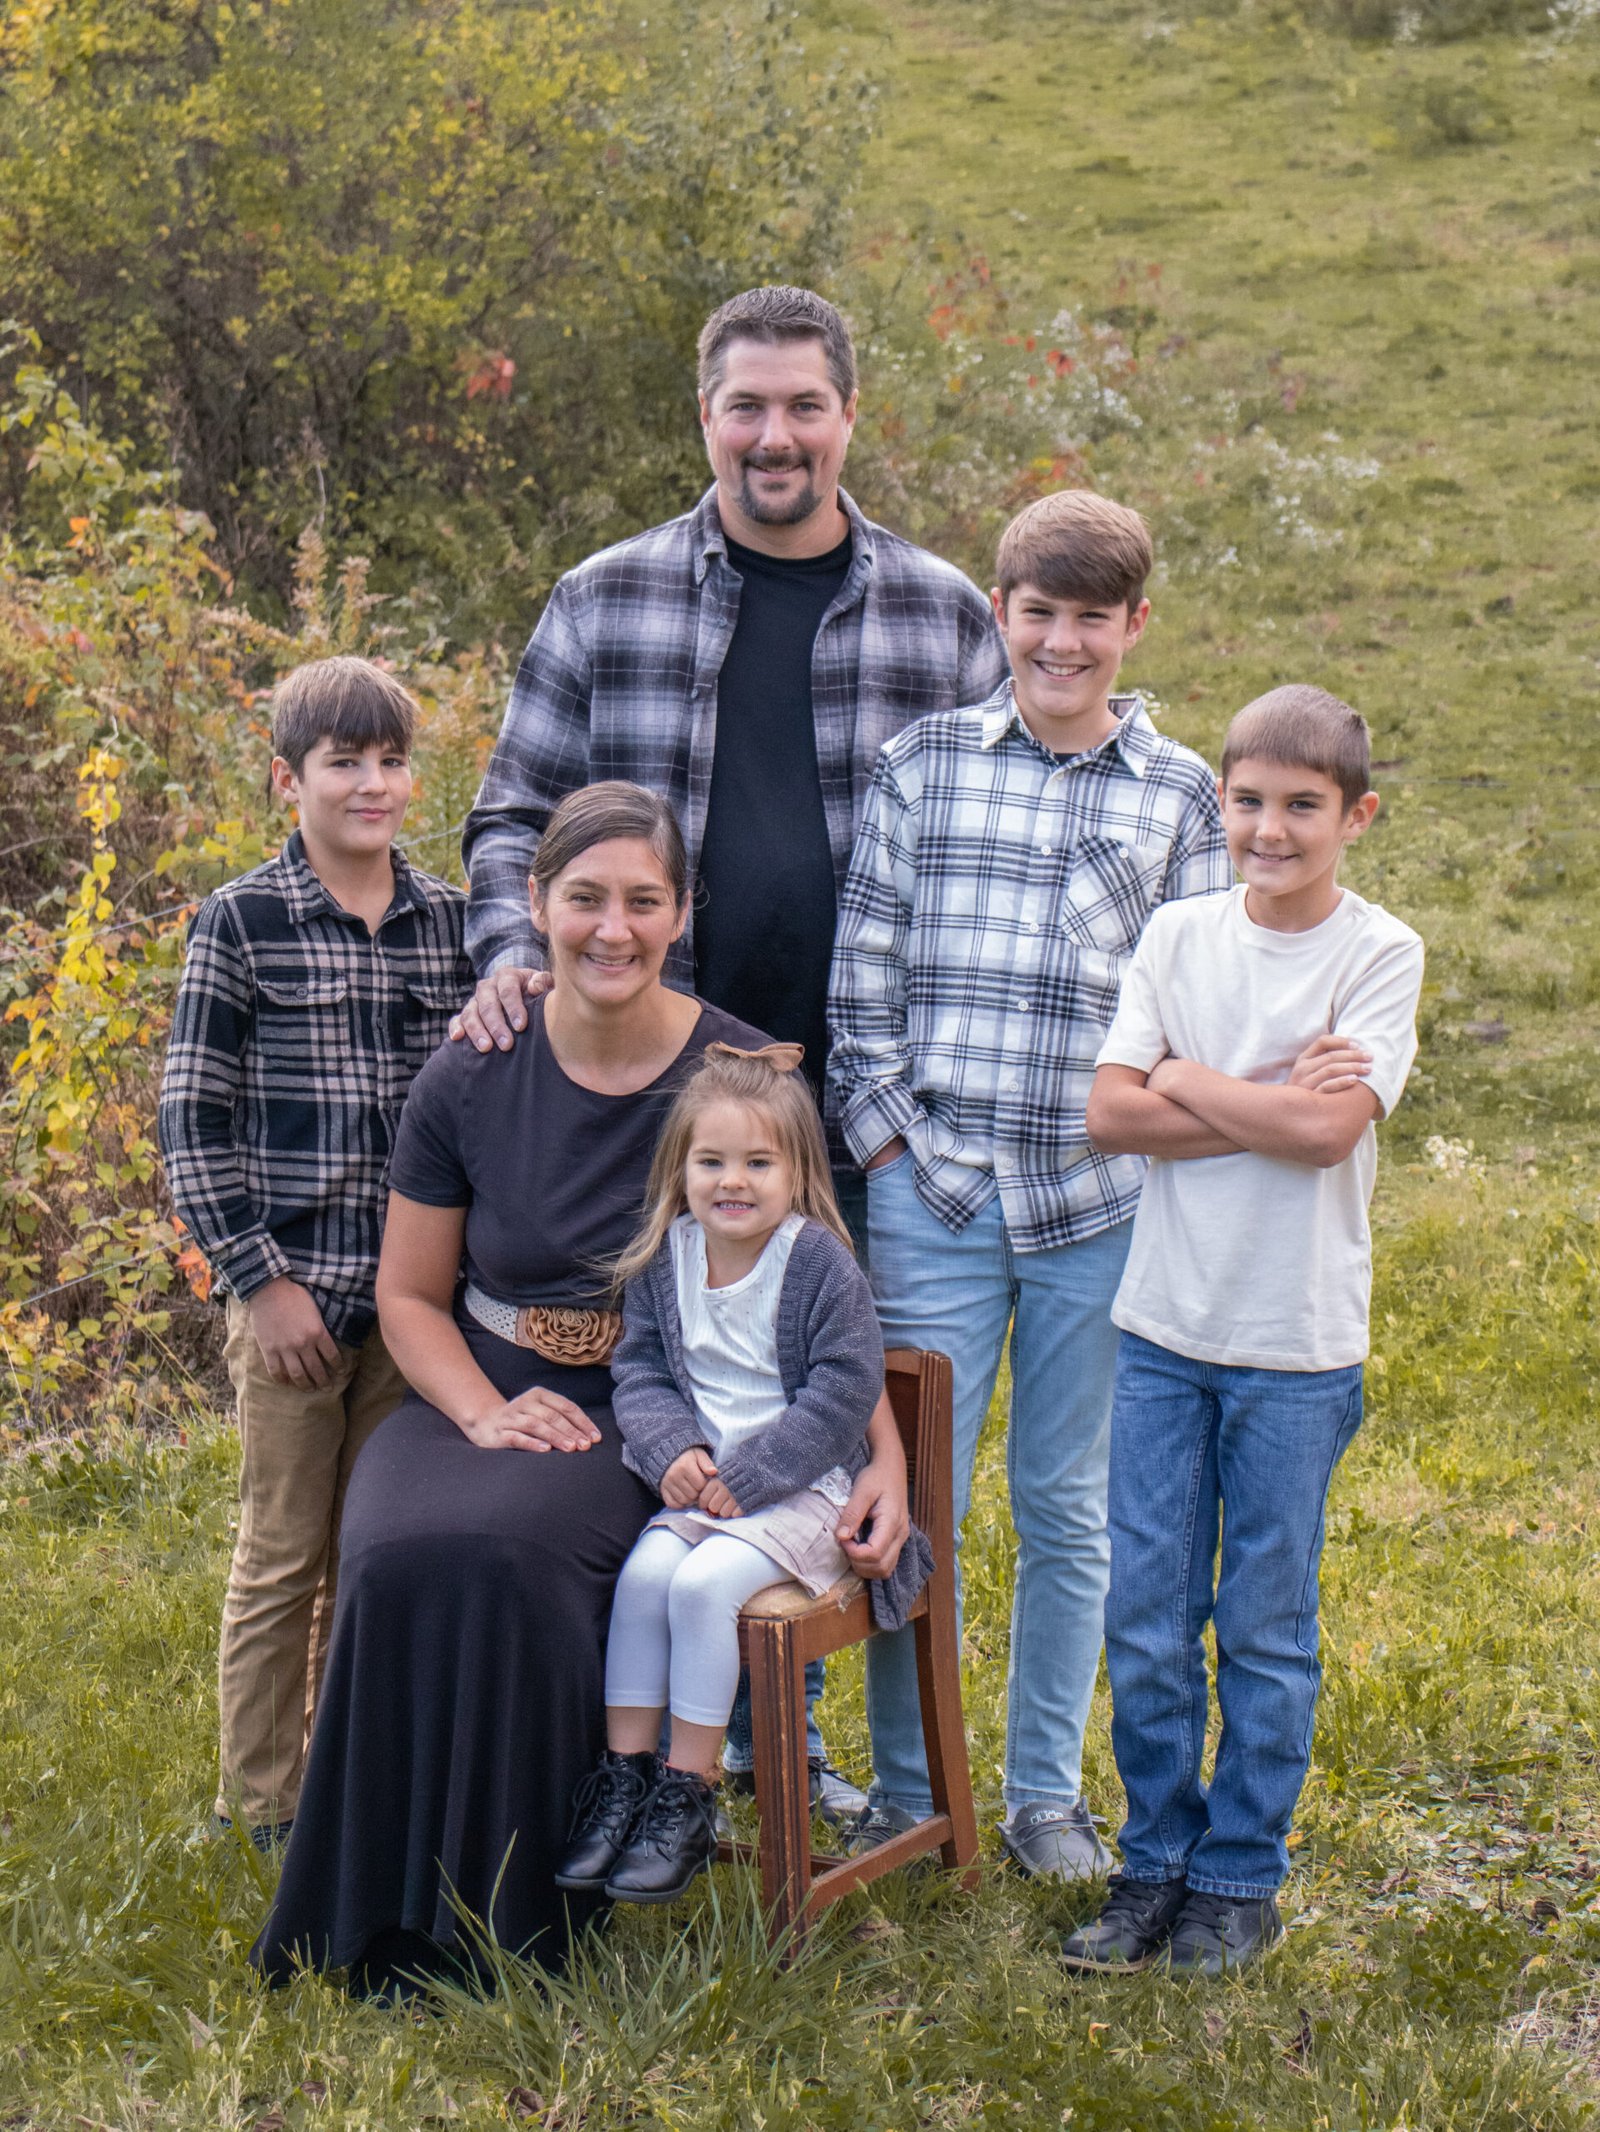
[251, 998, 766, 1987]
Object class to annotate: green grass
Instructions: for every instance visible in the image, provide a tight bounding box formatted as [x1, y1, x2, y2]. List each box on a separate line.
[6, 1, 1600, 2122]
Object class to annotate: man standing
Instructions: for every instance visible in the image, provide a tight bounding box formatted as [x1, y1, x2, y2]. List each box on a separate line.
[458, 286, 1004, 1191]
[454, 283, 1007, 1813]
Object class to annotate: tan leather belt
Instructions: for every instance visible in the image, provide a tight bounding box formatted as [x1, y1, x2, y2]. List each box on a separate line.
[463, 1282, 622, 1365]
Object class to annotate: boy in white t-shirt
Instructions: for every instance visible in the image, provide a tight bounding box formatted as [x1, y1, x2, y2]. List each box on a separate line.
[1063, 684, 1424, 1977]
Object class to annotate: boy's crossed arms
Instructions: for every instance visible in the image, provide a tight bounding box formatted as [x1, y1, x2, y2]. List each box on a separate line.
[1088, 1030, 1377, 1168]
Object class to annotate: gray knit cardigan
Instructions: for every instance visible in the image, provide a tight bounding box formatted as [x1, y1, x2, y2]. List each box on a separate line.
[612, 1218, 934, 1632]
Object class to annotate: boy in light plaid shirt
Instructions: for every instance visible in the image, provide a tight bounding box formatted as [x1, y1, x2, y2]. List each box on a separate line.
[828, 492, 1229, 1876]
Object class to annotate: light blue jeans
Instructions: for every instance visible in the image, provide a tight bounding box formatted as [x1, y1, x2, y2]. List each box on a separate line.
[863, 1153, 1131, 1819]
[1105, 1332, 1363, 1897]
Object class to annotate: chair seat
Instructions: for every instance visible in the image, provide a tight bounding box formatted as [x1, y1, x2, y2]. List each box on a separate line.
[740, 1573, 865, 1623]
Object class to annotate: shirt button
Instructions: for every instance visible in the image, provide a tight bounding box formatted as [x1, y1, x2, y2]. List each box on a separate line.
[1039, 843, 1052, 855]
[1027, 921, 1040, 934]
[1017, 999, 1030, 1012]
[1008, 1078, 1021, 1092]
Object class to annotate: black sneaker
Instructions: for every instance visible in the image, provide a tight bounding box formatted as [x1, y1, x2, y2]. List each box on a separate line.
[725, 1758, 870, 1825]
[554, 1749, 657, 1891]
[1060, 1874, 1190, 1973]
[604, 1766, 721, 1905]
[1161, 1889, 1284, 1976]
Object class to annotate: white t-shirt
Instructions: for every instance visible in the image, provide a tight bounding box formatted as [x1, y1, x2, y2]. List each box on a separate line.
[667, 1212, 851, 1503]
[1096, 885, 1424, 1371]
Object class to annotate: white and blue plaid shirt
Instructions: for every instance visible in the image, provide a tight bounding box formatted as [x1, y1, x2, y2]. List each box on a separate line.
[828, 683, 1231, 1250]
[461, 484, 1007, 981]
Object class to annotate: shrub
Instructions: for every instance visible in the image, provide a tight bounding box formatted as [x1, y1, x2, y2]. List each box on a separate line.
[0, 342, 503, 1440]
[0, 0, 873, 636]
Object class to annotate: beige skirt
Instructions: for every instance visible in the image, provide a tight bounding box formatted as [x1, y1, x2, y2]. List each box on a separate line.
[648, 1484, 850, 1598]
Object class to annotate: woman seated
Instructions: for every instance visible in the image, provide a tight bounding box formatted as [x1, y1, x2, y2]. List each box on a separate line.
[250, 781, 908, 1993]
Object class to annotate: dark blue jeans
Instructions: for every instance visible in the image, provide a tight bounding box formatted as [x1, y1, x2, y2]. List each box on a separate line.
[1105, 1332, 1362, 1898]
[722, 1162, 869, 1777]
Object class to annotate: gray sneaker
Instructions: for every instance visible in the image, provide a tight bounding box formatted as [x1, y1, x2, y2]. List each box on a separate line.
[723, 1759, 870, 1826]
[999, 1800, 1112, 1883]
[811, 1759, 870, 1826]
[843, 1800, 922, 1855]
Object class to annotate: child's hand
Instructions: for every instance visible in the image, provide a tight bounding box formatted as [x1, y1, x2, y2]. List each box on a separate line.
[1146, 1056, 1188, 1100]
[1289, 1032, 1373, 1095]
[661, 1446, 718, 1508]
[698, 1476, 742, 1519]
[247, 1275, 342, 1388]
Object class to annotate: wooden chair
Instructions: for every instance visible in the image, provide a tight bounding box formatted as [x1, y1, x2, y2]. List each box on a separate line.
[716, 1346, 980, 1949]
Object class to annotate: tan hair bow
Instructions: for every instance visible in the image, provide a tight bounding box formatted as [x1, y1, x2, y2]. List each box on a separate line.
[704, 1040, 806, 1074]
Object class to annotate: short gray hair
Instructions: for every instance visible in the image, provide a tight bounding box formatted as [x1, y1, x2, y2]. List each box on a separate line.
[696, 286, 857, 407]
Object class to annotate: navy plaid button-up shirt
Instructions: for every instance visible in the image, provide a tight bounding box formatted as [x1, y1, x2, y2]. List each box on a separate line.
[828, 684, 1231, 1250]
[461, 485, 1008, 981]
[158, 832, 471, 1343]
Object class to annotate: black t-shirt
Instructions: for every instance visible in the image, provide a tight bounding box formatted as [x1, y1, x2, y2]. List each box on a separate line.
[694, 530, 852, 1100]
[388, 998, 770, 1311]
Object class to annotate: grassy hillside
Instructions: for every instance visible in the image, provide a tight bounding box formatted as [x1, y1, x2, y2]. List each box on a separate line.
[4, 5, 1600, 2125]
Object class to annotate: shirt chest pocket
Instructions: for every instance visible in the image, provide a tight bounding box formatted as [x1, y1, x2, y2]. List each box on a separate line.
[254, 976, 352, 1074]
[1059, 836, 1169, 955]
[402, 979, 463, 1071]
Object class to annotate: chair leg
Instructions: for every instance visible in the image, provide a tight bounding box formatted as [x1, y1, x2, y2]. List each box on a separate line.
[748, 1617, 813, 1946]
[914, 1584, 981, 1889]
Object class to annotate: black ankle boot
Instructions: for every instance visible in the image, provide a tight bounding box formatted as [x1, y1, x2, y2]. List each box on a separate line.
[554, 1749, 658, 1891]
[604, 1765, 720, 1905]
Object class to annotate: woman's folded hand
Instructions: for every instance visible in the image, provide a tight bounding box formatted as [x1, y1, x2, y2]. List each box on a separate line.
[460, 1387, 602, 1453]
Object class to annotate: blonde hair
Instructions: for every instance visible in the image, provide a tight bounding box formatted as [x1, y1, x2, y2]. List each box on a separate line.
[1222, 684, 1372, 811]
[612, 1049, 853, 1288]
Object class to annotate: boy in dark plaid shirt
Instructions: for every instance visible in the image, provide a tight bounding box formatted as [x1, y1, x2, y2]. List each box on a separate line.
[829, 493, 1230, 1878]
[159, 657, 470, 1841]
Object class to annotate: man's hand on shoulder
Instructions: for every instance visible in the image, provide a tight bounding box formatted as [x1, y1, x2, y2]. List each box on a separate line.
[247, 1276, 342, 1389]
[449, 967, 553, 1053]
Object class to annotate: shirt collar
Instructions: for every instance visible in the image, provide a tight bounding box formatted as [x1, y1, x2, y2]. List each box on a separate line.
[276, 827, 424, 926]
[979, 680, 1153, 777]
[691, 482, 875, 586]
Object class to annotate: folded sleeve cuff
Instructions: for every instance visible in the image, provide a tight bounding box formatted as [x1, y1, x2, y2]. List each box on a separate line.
[841, 1079, 923, 1167]
[210, 1231, 294, 1303]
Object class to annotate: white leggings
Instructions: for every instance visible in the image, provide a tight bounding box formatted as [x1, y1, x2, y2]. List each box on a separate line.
[605, 1525, 790, 1728]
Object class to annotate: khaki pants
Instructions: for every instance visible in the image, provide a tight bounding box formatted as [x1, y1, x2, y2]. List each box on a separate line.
[216, 1295, 406, 1824]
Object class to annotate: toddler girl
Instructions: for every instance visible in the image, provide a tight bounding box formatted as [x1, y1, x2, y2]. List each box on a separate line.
[556, 1043, 903, 1905]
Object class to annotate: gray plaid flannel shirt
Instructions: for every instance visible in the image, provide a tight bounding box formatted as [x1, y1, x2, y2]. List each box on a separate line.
[828, 684, 1232, 1250]
[461, 484, 1008, 982]
[158, 833, 471, 1343]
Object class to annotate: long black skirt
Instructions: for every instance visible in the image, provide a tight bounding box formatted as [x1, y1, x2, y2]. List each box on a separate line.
[250, 1323, 656, 1984]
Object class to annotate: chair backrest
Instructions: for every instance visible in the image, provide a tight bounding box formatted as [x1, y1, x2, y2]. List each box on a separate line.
[883, 1347, 955, 1564]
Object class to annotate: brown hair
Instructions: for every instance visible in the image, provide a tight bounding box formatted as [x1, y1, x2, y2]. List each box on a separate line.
[994, 489, 1153, 611]
[612, 1049, 853, 1288]
[530, 782, 689, 907]
[696, 285, 857, 408]
[269, 655, 418, 775]
[1221, 685, 1372, 811]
